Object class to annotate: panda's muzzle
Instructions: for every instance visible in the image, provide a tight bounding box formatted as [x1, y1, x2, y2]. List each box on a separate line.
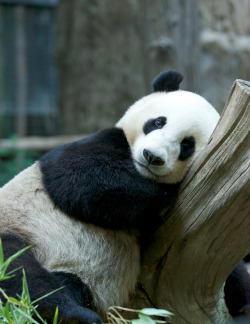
[143, 149, 165, 166]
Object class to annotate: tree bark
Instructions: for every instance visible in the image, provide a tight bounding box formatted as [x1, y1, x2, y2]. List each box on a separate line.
[131, 80, 250, 323]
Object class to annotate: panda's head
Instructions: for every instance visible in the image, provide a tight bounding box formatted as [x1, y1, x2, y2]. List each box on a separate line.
[116, 70, 220, 184]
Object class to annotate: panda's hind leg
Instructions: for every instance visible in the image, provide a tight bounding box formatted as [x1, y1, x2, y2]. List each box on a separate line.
[0, 232, 102, 324]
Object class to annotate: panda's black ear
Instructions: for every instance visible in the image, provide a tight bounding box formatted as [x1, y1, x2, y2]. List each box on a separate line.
[152, 70, 183, 92]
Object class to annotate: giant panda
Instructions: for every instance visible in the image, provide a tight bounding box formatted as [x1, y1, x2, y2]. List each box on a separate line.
[0, 70, 249, 323]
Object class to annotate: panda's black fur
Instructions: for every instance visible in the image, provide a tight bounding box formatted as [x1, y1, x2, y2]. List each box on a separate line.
[0, 70, 250, 323]
[39, 128, 177, 232]
[0, 232, 99, 323]
[225, 263, 250, 318]
[0, 127, 178, 323]
[152, 69, 183, 92]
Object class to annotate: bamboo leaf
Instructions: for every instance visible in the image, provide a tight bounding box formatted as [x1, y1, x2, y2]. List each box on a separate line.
[140, 308, 174, 317]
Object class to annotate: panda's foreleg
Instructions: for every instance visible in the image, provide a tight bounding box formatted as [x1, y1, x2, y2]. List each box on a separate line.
[0, 232, 102, 324]
[224, 261, 250, 318]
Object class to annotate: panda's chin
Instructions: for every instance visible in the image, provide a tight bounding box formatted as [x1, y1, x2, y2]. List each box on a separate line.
[134, 161, 169, 183]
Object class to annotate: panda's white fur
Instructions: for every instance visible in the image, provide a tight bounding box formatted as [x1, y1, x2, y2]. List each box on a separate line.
[0, 89, 219, 316]
[0, 163, 140, 315]
[0, 70, 222, 322]
[117, 90, 220, 183]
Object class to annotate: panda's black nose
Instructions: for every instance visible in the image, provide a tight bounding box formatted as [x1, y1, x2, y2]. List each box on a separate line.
[143, 149, 165, 166]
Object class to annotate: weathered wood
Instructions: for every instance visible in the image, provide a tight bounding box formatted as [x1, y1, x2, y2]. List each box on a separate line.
[133, 80, 250, 323]
[15, 5, 28, 137]
[0, 135, 86, 152]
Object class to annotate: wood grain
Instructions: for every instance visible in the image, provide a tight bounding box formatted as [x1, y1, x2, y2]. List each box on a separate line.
[134, 80, 250, 324]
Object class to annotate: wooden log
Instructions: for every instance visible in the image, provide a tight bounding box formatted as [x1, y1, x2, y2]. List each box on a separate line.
[133, 80, 250, 323]
[0, 135, 86, 152]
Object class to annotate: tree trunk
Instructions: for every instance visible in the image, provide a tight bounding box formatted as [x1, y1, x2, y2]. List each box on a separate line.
[55, 0, 199, 134]
[131, 79, 250, 323]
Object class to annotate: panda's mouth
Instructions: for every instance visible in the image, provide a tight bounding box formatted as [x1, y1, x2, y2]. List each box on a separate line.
[134, 160, 168, 179]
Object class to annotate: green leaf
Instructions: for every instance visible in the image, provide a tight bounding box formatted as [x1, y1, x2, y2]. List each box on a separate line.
[31, 306, 48, 324]
[32, 286, 64, 305]
[0, 274, 16, 282]
[15, 307, 40, 323]
[4, 266, 22, 277]
[3, 246, 30, 267]
[6, 296, 19, 304]
[21, 270, 31, 303]
[53, 307, 59, 324]
[132, 320, 151, 324]
[140, 308, 174, 317]
[0, 246, 30, 281]
[9, 304, 19, 323]
[138, 314, 156, 324]
[132, 316, 156, 324]
[4, 302, 11, 322]
[0, 240, 4, 266]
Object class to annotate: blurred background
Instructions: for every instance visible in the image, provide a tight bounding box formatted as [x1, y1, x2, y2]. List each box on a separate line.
[0, 0, 250, 185]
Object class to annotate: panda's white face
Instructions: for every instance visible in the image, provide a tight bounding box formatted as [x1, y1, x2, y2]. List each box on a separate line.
[116, 90, 220, 184]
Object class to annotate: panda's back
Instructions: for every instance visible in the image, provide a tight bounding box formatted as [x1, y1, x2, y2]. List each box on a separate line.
[0, 162, 140, 314]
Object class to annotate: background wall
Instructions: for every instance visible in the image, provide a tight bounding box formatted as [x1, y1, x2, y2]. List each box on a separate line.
[199, 0, 250, 111]
[55, 0, 250, 134]
[0, 0, 249, 137]
[0, 0, 249, 185]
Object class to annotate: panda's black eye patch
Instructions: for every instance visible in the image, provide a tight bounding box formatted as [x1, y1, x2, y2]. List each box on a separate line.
[143, 116, 167, 135]
[179, 136, 196, 161]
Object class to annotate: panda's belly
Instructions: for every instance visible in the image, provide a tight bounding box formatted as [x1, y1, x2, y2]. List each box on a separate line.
[0, 163, 140, 314]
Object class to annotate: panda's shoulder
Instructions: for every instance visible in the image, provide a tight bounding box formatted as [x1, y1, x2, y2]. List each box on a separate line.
[38, 127, 135, 209]
[40, 128, 130, 168]
[37, 127, 157, 226]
